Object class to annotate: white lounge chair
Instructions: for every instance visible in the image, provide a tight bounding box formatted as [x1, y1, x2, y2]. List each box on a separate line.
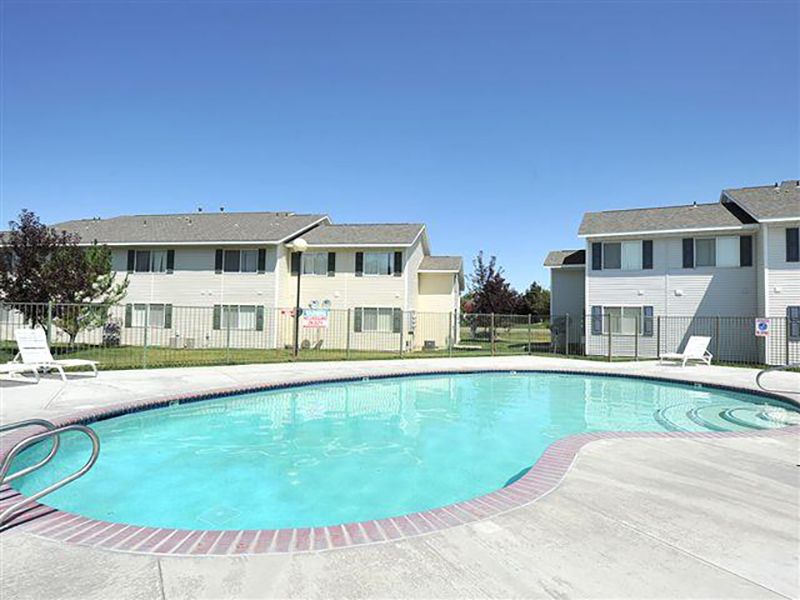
[13, 329, 99, 381]
[0, 361, 40, 382]
[660, 335, 713, 367]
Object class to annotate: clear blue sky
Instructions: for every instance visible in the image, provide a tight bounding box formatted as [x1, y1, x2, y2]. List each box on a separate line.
[1, 1, 797, 290]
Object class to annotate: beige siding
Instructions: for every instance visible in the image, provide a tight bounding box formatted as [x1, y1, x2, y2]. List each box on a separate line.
[416, 272, 459, 349]
[765, 222, 800, 364]
[550, 268, 585, 318]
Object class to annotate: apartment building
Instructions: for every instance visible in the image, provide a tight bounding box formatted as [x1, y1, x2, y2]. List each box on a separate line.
[47, 211, 463, 352]
[545, 180, 799, 363]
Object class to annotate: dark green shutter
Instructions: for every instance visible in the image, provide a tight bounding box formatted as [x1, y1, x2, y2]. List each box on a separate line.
[164, 304, 173, 329]
[257, 249, 266, 273]
[393, 252, 403, 276]
[290, 252, 301, 275]
[642, 306, 654, 337]
[786, 228, 799, 263]
[392, 308, 403, 333]
[682, 239, 694, 269]
[327, 252, 336, 277]
[256, 306, 265, 331]
[739, 236, 753, 267]
[166, 249, 175, 274]
[127, 250, 135, 273]
[591, 243, 602, 271]
[353, 308, 363, 332]
[355, 252, 364, 277]
[788, 306, 800, 340]
[642, 240, 653, 270]
[212, 305, 221, 330]
[125, 304, 133, 328]
[215, 249, 223, 274]
[591, 306, 603, 335]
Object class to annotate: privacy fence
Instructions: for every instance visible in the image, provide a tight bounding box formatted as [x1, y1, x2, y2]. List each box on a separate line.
[0, 302, 797, 371]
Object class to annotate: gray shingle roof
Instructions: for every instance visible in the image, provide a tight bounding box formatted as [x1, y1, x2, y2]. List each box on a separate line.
[302, 223, 425, 246]
[578, 202, 750, 236]
[419, 256, 463, 271]
[723, 181, 800, 221]
[543, 249, 585, 267]
[51, 212, 328, 244]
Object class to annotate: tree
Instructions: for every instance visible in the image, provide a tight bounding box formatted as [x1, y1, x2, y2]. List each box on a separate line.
[467, 251, 520, 314]
[519, 281, 551, 316]
[0, 210, 128, 342]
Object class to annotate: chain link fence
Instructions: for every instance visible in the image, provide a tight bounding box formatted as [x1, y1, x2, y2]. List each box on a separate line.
[0, 302, 796, 371]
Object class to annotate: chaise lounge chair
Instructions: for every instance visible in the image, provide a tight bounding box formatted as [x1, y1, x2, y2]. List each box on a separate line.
[13, 329, 99, 381]
[659, 335, 713, 367]
[0, 361, 40, 383]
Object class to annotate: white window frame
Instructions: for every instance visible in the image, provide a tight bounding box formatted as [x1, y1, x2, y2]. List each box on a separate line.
[222, 305, 258, 330]
[302, 252, 328, 276]
[134, 250, 168, 273]
[621, 241, 643, 271]
[364, 252, 393, 276]
[602, 306, 643, 336]
[132, 303, 167, 328]
[359, 307, 395, 332]
[694, 238, 716, 268]
[602, 242, 622, 270]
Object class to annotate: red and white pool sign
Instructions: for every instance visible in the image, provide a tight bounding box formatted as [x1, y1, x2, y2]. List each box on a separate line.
[302, 309, 330, 328]
[755, 318, 770, 337]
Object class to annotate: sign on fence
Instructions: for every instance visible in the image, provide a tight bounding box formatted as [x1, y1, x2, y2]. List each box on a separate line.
[302, 309, 329, 328]
[754, 318, 770, 337]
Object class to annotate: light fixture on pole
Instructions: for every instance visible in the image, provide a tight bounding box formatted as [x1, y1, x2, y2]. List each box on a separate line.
[290, 237, 308, 358]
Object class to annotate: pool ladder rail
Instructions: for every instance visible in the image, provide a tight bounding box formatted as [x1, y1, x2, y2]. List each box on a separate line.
[756, 363, 800, 396]
[0, 419, 100, 526]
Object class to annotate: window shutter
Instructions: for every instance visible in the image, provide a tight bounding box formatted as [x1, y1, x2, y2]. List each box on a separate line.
[164, 304, 173, 329]
[212, 305, 221, 330]
[327, 252, 336, 277]
[290, 252, 300, 275]
[166, 249, 175, 274]
[127, 250, 135, 273]
[642, 306, 654, 337]
[257, 249, 267, 274]
[642, 240, 653, 270]
[739, 236, 753, 267]
[786, 228, 799, 263]
[591, 306, 603, 335]
[256, 306, 265, 331]
[591, 243, 602, 271]
[682, 238, 694, 269]
[215, 249, 223, 274]
[125, 304, 133, 328]
[788, 306, 800, 341]
[353, 308, 363, 332]
[392, 308, 403, 333]
[393, 252, 403, 276]
[355, 252, 364, 277]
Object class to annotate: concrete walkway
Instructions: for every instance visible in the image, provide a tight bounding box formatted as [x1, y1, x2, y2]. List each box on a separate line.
[1, 357, 798, 599]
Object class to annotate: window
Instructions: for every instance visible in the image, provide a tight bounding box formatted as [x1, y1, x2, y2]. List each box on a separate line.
[241, 250, 258, 273]
[695, 238, 716, 267]
[787, 228, 799, 263]
[135, 250, 151, 272]
[716, 237, 738, 268]
[603, 243, 621, 270]
[214, 305, 263, 331]
[621, 241, 642, 270]
[302, 252, 328, 275]
[364, 252, 393, 275]
[788, 307, 800, 341]
[223, 250, 240, 272]
[354, 307, 402, 333]
[603, 306, 643, 335]
[126, 303, 171, 328]
[221, 249, 258, 273]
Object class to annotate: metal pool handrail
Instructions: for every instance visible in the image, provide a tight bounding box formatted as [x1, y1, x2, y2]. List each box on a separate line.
[756, 363, 800, 395]
[0, 421, 100, 526]
[0, 419, 61, 485]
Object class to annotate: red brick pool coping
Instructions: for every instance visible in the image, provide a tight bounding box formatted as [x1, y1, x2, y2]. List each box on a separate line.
[1, 369, 798, 556]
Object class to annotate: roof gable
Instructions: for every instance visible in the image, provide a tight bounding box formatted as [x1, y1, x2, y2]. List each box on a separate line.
[301, 223, 426, 247]
[722, 181, 800, 221]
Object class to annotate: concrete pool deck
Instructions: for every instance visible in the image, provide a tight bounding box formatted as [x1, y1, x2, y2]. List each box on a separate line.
[0, 356, 798, 599]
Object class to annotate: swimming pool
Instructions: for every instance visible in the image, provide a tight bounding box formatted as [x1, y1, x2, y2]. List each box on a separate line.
[8, 372, 799, 532]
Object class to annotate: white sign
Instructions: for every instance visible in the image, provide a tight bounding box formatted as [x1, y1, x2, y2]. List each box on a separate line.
[302, 309, 329, 328]
[755, 318, 770, 337]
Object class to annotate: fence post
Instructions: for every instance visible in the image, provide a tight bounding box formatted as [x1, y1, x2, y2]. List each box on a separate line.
[399, 312, 404, 357]
[226, 311, 232, 364]
[448, 312, 453, 357]
[565, 313, 570, 357]
[345, 309, 351, 360]
[607, 315, 613, 362]
[785, 316, 790, 365]
[527, 314, 532, 355]
[142, 305, 149, 370]
[634, 314, 639, 361]
[715, 316, 720, 364]
[491, 313, 496, 356]
[46, 301, 53, 345]
[656, 316, 661, 358]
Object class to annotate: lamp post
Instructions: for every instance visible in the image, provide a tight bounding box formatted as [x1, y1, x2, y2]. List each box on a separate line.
[290, 237, 308, 358]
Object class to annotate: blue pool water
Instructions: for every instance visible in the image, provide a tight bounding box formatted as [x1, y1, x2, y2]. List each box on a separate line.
[10, 372, 798, 530]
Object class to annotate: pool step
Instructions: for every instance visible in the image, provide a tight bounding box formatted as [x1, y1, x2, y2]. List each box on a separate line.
[653, 404, 790, 434]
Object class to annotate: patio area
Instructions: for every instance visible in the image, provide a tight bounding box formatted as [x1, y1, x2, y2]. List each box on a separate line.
[1, 356, 798, 599]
